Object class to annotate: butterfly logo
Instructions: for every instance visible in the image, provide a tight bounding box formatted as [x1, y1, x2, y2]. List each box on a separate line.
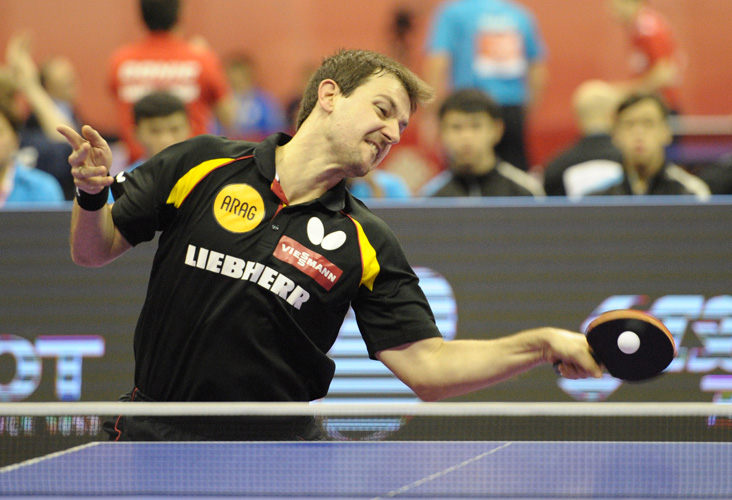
[307, 217, 346, 250]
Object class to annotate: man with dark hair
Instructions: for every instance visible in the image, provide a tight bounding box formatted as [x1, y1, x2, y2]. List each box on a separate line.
[108, 91, 191, 200]
[295, 49, 433, 131]
[108, 0, 234, 164]
[421, 88, 544, 197]
[139, 0, 180, 31]
[131, 91, 191, 158]
[587, 93, 709, 198]
[60, 49, 599, 441]
[134, 91, 186, 123]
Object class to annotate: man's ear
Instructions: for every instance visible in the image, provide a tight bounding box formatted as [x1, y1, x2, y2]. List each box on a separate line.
[317, 79, 340, 113]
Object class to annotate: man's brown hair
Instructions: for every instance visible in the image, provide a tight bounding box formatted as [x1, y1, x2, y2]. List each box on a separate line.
[295, 49, 434, 130]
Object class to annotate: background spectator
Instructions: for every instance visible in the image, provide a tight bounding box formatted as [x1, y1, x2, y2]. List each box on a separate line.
[696, 153, 732, 195]
[111, 91, 191, 175]
[421, 88, 544, 197]
[586, 93, 709, 199]
[4, 32, 80, 199]
[108, 0, 235, 164]
[0, 101, 64, 208]
[346, 169, 412, 199]
[608, 0, 684, 113]
[109, 91, 191, 202]
[3, 0, 730, 176]
[543, 80, 624, 197]
[214, 53, 285, 141]
[424, 0, 548, 171]
[22, 56, 86, 199]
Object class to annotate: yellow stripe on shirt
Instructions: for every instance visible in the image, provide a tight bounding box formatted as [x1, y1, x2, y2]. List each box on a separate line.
[166, 158, 237, 208]
[349, 216, 381, 291]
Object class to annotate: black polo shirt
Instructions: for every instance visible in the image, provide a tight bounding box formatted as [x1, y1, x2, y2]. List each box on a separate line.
[110, 133, 441, 403]
[587, 162, 711, 198]
[429, 160, 544, 197]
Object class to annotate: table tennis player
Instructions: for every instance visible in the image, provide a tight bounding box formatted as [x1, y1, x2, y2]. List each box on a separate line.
[59, 49, 601, 441]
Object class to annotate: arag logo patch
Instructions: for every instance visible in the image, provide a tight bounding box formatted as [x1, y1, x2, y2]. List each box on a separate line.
[213, 184, 265, 233]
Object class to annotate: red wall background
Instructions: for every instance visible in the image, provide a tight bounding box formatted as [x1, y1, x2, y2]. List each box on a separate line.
[1, 0, 730, 167]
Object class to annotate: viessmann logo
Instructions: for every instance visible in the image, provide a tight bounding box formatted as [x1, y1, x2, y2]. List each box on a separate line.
[273, 218, 345, 291]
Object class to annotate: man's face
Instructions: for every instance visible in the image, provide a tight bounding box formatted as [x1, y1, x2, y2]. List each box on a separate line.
[226, 62, 254, 93]
[613, 99, 671, 173]
[45, 58, 78, 103]
[135, 112, 192, 158]
[0, 114, 19, 169]
[325, 73, 410, 178]
[439, 111, 503, 175]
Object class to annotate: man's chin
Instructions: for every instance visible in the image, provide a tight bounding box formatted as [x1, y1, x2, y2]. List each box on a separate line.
[347, 162, 373, 179]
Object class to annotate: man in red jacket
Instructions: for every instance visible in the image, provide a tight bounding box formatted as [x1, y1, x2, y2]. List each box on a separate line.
[108, 0, 235, 163]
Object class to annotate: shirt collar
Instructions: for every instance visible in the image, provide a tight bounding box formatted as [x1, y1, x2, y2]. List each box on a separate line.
[253, 132, 290, 180]
[253, 132, 347, 212]
[318, 179, 347, 212]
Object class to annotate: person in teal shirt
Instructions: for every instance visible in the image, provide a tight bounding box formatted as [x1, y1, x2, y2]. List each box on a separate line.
[425, 0, 548, 171]
[347, 169, 411, 199]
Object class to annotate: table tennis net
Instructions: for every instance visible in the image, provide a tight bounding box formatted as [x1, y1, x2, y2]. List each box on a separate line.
[1, 402, 731, 498]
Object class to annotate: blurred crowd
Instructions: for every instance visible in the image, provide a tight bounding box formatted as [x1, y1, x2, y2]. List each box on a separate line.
[1, 0, 730, 209]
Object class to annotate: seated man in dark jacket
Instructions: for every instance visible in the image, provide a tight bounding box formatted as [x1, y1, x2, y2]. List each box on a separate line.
[586, 93, 709, 199]
[421, 89, 544, 198]
[543, 80, 624, 197]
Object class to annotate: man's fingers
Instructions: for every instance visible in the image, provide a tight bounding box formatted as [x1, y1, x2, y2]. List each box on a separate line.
[58, 124, 105, 150]
[74, 172, 114, 195]
[57, 125, 84, 149]
[61, 125, 113, 171]
[75, 162, 109, 179]
[549, 329, 604, 379]
[68, 141, 91, 168]
[81, 125, 108, 148]
[555, 356, 603, 379]
[80, 125, 113, 168]
[74, 155, 114, 196]
[556, 361, 591, 380]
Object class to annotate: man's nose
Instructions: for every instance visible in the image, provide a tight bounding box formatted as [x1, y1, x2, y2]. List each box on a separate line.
[383, 120, 401, 145]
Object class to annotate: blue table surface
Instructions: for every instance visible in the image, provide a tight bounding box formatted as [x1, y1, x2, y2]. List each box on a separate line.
[2, 440, 731, 499]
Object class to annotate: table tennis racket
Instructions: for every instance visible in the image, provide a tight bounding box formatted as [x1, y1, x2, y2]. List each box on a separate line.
[557, 309, 677, 382]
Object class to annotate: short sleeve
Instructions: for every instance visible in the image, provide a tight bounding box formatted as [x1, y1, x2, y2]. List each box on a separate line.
[111, 137, 209, 245]
[350, 218, 442, 358]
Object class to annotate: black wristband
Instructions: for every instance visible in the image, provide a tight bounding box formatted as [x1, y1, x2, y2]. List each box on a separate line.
[75, 186, 110, 211]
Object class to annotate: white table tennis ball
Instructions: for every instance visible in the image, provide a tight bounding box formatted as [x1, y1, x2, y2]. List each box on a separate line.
[617, 330, 641, 354]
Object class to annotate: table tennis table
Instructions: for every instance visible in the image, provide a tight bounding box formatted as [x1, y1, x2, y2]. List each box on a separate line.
[2, 440, 731, 499]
